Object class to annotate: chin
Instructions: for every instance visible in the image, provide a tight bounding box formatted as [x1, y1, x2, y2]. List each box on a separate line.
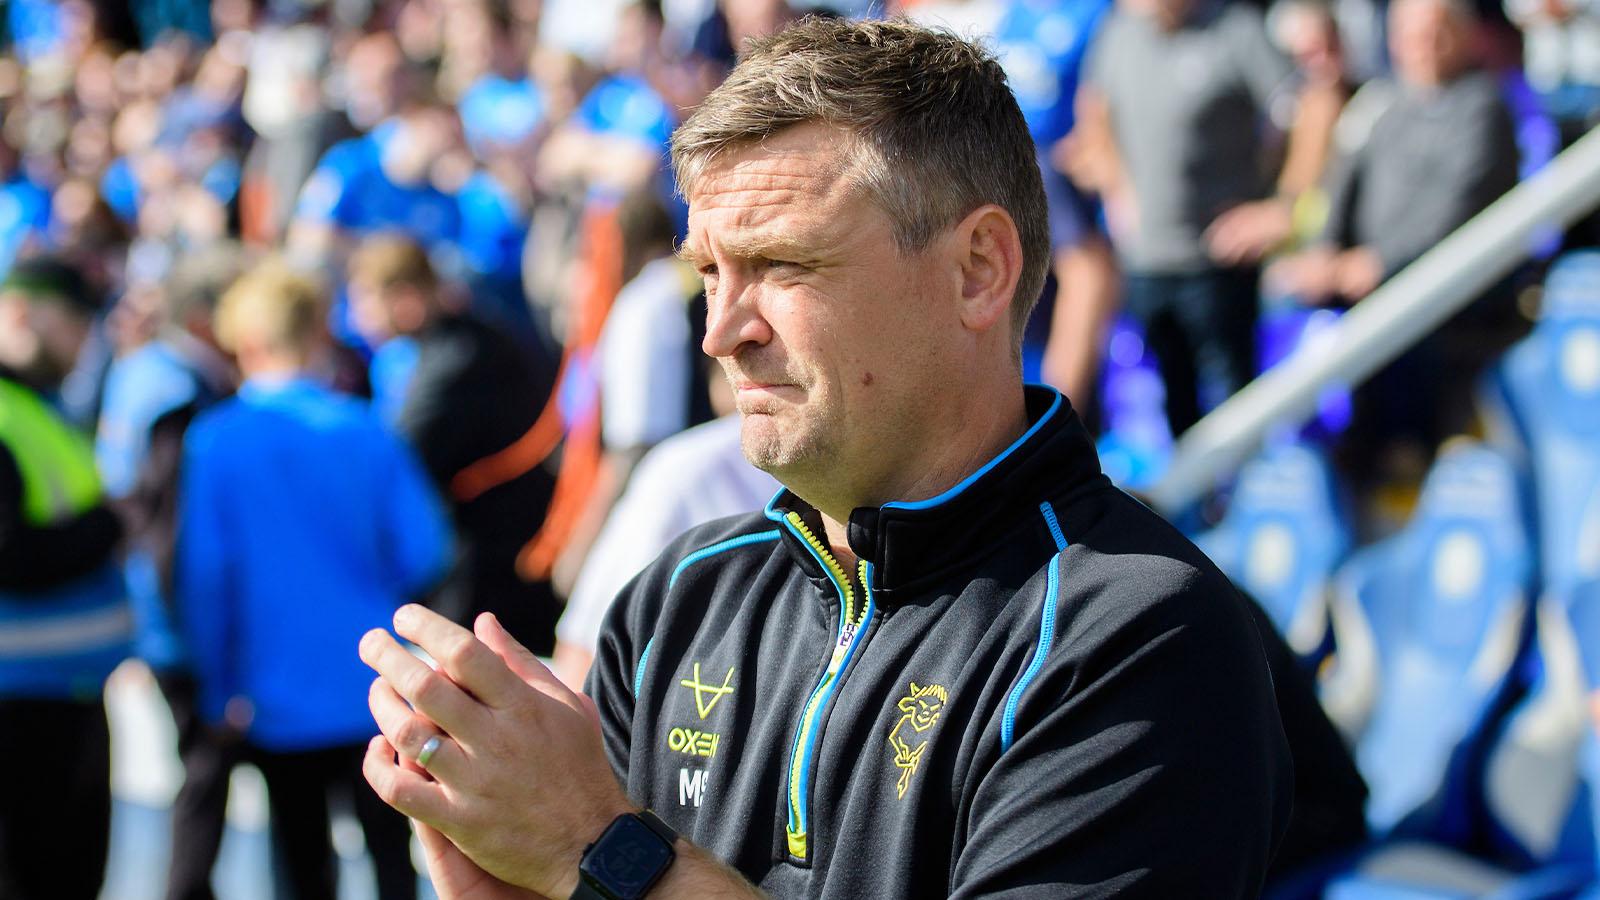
[737, 415, 792, 463]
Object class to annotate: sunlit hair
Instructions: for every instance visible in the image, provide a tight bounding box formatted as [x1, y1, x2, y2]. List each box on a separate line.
[348, 232, 438, 292]
[214, 259, 325, 358]
[671, 18, 1050, 360]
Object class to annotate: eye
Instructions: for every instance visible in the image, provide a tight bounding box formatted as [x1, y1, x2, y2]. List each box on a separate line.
[766, 258, 807, 274]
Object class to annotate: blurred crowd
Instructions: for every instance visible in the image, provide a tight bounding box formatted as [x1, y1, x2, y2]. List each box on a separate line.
[0, 0, 1595, 895]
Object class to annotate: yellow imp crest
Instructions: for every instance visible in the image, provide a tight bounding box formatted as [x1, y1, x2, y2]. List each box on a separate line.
[887, 682, 948, 799]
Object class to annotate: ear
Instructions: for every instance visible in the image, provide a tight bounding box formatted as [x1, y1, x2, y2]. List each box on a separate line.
[953, 205, 1023, 337]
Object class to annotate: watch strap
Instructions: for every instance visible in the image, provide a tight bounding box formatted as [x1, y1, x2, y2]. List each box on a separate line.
[635, 808, 678, 847]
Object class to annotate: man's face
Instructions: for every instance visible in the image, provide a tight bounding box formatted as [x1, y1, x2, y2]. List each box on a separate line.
[1121, 0, 1193, 31]
[347, 275, 396, 345]
[1389, 0, 1469, 88]
[0, 291, 91, 385]
[684, 124, 962, 511]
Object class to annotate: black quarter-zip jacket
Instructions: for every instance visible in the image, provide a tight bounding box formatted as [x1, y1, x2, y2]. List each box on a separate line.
[589, 386, 1295, 898]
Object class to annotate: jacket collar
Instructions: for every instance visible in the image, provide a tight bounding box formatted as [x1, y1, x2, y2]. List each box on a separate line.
[766, 385, 1106, 599]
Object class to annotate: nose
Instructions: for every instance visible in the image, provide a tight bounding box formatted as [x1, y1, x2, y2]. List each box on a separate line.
[701, 272, 772, 360]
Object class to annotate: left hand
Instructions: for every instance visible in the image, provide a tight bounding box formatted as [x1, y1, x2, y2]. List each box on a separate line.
[1205, 199, 1294, 266]
[359, 606, 633, 899]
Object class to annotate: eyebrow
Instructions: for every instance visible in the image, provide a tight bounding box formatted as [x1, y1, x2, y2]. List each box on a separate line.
[675, 234, 818, 267]
[673, 241, 705, 266]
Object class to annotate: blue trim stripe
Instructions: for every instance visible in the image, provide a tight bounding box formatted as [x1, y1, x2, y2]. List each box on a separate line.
[883, 387, 1063, 512]
[633, 637, 654, 699]
[637, 530, 779, 700]
[1039, 501, 1068, 551]
[1002, 552, 1064, 753]
[668, 530, 781, 589]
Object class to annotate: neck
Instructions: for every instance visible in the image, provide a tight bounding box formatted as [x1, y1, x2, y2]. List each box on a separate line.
[240, 351, 307, 382]
[814, 381, 1031, 562]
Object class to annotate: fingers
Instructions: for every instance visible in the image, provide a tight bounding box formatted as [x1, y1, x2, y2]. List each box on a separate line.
[392, 605, 530, 710]
[363, 735, 451, 825]
[475, 613, 598, 724]
[475, 613, 559, 691]
[369, 676, 464, 779]
[359, 625, 483, 737]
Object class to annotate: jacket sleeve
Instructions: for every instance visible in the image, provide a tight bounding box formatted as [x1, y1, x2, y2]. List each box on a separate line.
[173, 425, 237, 725]
[0, 442, 123, 592]
[949, 560, 1295, 899]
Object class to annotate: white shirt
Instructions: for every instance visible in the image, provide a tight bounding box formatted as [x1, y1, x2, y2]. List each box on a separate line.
[559, 415, 780, 651]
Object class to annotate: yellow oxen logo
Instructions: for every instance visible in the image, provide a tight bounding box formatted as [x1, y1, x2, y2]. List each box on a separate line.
[888, 682, 948, 799]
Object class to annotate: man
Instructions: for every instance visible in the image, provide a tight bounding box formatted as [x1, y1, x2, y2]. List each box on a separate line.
[0, 256, 130, 900]
[347, 234, 563, 654]
[1267, 0, 1518, 457]
[1268, 0, 1518, 308]
[360, 19, 1293, 899]
[177, 261, 451, 899]
[1069, 0, 1294, 436]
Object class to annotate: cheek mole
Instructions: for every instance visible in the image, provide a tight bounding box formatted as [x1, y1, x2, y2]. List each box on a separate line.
[861, 371, 874, 387]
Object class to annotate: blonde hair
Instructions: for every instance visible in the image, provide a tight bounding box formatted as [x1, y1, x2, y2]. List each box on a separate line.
[214, 260, 326, 357]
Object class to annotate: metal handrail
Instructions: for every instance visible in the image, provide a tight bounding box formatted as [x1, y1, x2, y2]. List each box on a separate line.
[1145, 125, 1600, 517]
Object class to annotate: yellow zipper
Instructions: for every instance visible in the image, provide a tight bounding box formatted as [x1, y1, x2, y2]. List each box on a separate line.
[782, 511, 873, 860]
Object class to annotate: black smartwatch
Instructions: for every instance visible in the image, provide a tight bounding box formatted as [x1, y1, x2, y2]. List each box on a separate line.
[571, 809, 678, 900]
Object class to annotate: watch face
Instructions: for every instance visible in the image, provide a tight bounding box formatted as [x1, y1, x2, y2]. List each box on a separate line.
[580, 814, 675, 900]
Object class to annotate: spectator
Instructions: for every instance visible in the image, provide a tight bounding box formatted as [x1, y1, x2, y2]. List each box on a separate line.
[547, 189, 712, 594]
[175, 260, 449, 900]
[96, 242, 242, 900]
[1070, 0, 1295, 435]
[1269, 0, 1519, 308]
[1268, 0, 1520, 462]
[0, 255, 130, 900]
[346, 233, 564, 655]
[1265, 0, 1358, 245]
[552, 410, 780, 690]
[287, 97, 465, 271]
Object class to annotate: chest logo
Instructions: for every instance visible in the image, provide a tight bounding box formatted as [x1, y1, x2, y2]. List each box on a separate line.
[888, 682, 948, 799]
[679, 663, 736, 719]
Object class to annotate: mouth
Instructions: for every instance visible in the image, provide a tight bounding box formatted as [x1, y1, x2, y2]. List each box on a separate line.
[734, 381, 802, 402]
